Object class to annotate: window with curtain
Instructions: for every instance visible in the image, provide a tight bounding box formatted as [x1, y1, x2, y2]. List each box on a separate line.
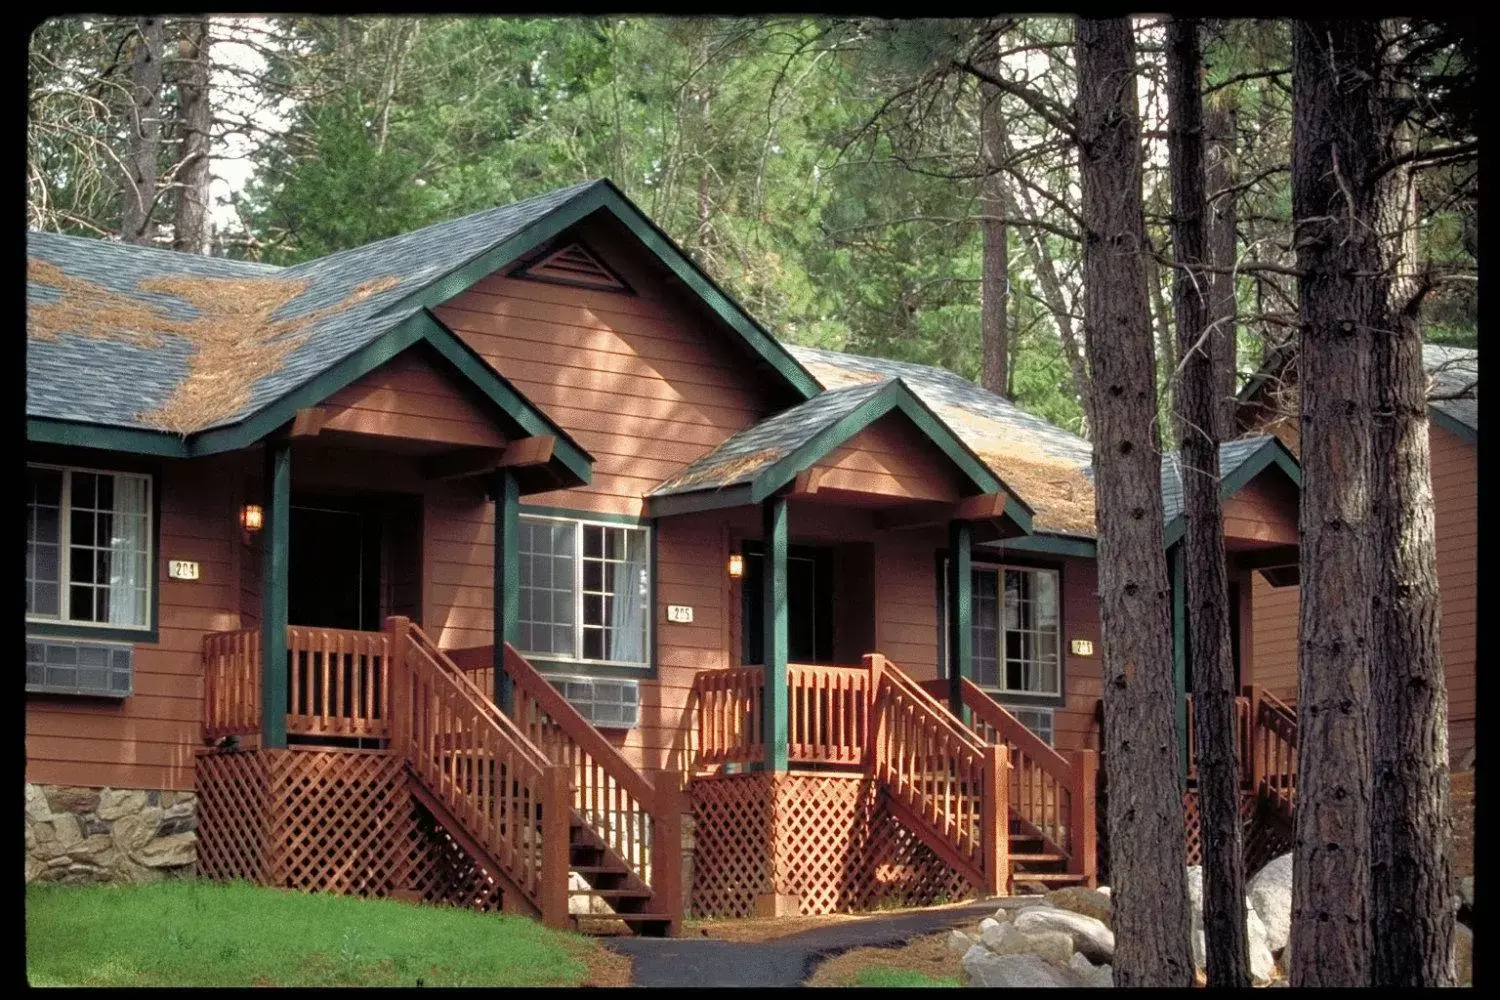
[971, 564, 1060, 697]
[26, 464, 153, 630]
[517, 514, 649, 667]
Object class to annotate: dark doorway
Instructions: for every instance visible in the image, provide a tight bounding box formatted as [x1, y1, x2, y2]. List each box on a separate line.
[742, 542, 834, 664]
[289, 503, 381, 630]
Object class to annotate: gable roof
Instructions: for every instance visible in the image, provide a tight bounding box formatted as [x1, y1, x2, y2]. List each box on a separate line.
[788, 345, 1097, 537]
[789, 345, 1304, 550]
[647, 377, 1031, 529]
[27, 179, 819, 457]
[1237, 339, 1479, 441]
[1160, 434, 1301, 548]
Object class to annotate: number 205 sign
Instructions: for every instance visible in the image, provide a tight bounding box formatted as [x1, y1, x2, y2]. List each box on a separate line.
[666, 605, 694, 624]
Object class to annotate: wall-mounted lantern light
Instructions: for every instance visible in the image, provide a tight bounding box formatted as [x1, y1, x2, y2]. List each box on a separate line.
[240, 504, 264, 545]
[727, 552, 745, 579]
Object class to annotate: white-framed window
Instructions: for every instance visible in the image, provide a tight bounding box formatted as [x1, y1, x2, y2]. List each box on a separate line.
[517, 514, 650, 668]
[1004, 705, 1055, 746]
[26, 464, 153, 631]
[971, 563, 1061, 697]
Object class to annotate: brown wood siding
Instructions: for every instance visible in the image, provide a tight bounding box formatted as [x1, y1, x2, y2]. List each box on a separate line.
[1247, 422, 1477, 764]
[319, 347, 510, 449]
[26, 454, 243, 792]
[432, 217, 789, 519]
[1222, 473, 1300, 546]
[810, 413, 969, 503]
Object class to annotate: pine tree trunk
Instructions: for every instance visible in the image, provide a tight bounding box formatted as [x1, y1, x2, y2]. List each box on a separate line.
[1288, 20, 1381, 986]
[121, 16, 165, 246]
[1074, 17, 1193, 987]
[1204, 102, 1239, 440]
[1368, 86, 1456, 987]
[172, 17, 212, 255]
[978, 27, 1008, 396]
[1166, 18, 1249, 987]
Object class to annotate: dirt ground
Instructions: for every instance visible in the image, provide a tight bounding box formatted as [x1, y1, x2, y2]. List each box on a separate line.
[568, 938, 634, 987]
[804, 931, 960, 987]
[684, 897, 990, 944]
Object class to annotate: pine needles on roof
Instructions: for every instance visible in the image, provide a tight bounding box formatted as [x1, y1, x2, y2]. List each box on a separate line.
[655, 447, 784, 493]
[28, 258, 399, 434]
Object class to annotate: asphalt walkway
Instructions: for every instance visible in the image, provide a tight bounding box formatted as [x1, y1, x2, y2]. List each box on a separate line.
[602, 898, 999, 988]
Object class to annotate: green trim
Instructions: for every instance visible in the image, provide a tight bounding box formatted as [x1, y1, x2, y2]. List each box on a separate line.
[946, 520, 973, 724]
[1171, 542, 1188, 784]
[493, 469, 520, 714]
[384, 180, 820, 403]
[518, 503, 646, 526]
[27, 419, 190, 457]
[982, 533, 1098, 559]
[29, 311, 593, 489]
[1430, 406, 1479, 445]
[1163, 437, 1302, 549]
[261, 441, 290, 749]
[762, 496, 789, 773]
[25, 622, 159, 646]
[645, 484, 754, 518]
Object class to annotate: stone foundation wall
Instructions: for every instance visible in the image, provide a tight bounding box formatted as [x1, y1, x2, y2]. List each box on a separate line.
[25, 783, 197, 885]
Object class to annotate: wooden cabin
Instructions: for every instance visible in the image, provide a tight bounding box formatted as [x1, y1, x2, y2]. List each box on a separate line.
[26, 179, 1307, 932]
[1236, 343, 1480, 768]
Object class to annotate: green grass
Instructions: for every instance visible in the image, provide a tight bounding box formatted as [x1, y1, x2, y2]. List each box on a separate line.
[26, 880, 604, 987]
[849, 967, 960, 988]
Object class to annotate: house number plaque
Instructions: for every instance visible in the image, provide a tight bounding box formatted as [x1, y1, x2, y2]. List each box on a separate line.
[1070, 638, 1094, 656]
[168, 560, 200, 580]
[666, 605, 694, 623]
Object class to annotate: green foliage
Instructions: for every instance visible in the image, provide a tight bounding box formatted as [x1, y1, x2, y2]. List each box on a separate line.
[25, 880, 598, 987]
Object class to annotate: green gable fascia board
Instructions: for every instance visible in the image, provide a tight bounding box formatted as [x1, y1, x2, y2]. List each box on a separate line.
[645, 484, 756, 518]
[383, 180, 821, 403]
[1162, 437, 1303, 549]
[519, 503, 647, 526]
[982, 533, 1098, 559]
[27, 418, 190, 457]
[1430, 406, 1478, 445]
[749, 381, 1011, 511]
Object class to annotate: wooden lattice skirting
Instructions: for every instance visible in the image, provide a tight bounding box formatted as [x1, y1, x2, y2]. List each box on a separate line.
[195, 746, 503, 911]
[689, 773, 974, 919]
[1182, 787, 1294, 874]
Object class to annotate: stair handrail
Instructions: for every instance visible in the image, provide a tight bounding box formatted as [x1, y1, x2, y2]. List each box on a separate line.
[389, 619, 567, 925]
[866, 654, 1005, 895]
[447, 641, 680, 931]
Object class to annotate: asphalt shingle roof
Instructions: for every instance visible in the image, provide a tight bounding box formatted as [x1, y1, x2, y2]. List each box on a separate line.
[1160, 435, 1282, 526]
[650, 380, 889, 496]
[27, 181, 599, 433]
[1422, 344, 1479, 433]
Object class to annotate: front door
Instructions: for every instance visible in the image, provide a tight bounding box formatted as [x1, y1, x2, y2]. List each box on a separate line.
[288, 502, 381, 630]
[742, 543, 834, 663]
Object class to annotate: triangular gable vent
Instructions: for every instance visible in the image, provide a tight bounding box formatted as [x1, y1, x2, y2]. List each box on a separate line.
[516, 242, 629, 292]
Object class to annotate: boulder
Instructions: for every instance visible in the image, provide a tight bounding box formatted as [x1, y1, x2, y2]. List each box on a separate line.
[1246, 904, 1276, 985]
[1247, 852, 1293, 954]
[978, 916, 1002, 935]
[1024, 931, 1079, 969]
[962, 947, 1087, 988]
[982, 920, 1029, 952]
[1048, 886, 1113, 929]
[1096, 885, 1111, 898]
[947, 930, 975, 955]
[1453, 922, 1472, 987]
[1013, 906, 1115, 963]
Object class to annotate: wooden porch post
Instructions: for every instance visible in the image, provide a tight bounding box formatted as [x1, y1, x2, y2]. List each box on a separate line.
[762, 495, 789, 773]
[1171, 541, 1189, 783]
[981, 743, 1008, 896]
[1066, 748, 1100, 887]
[492, 469, 520, 715]
[260, 440, 290, 749]
[946, 519, 973, 724]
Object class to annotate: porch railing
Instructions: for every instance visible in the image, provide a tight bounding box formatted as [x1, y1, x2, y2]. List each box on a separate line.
[201, 625, 392, 743]
[692, 662, 872, 769]
[1181, 687, 1297, 815]
[1183, 693, 1254, 782]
